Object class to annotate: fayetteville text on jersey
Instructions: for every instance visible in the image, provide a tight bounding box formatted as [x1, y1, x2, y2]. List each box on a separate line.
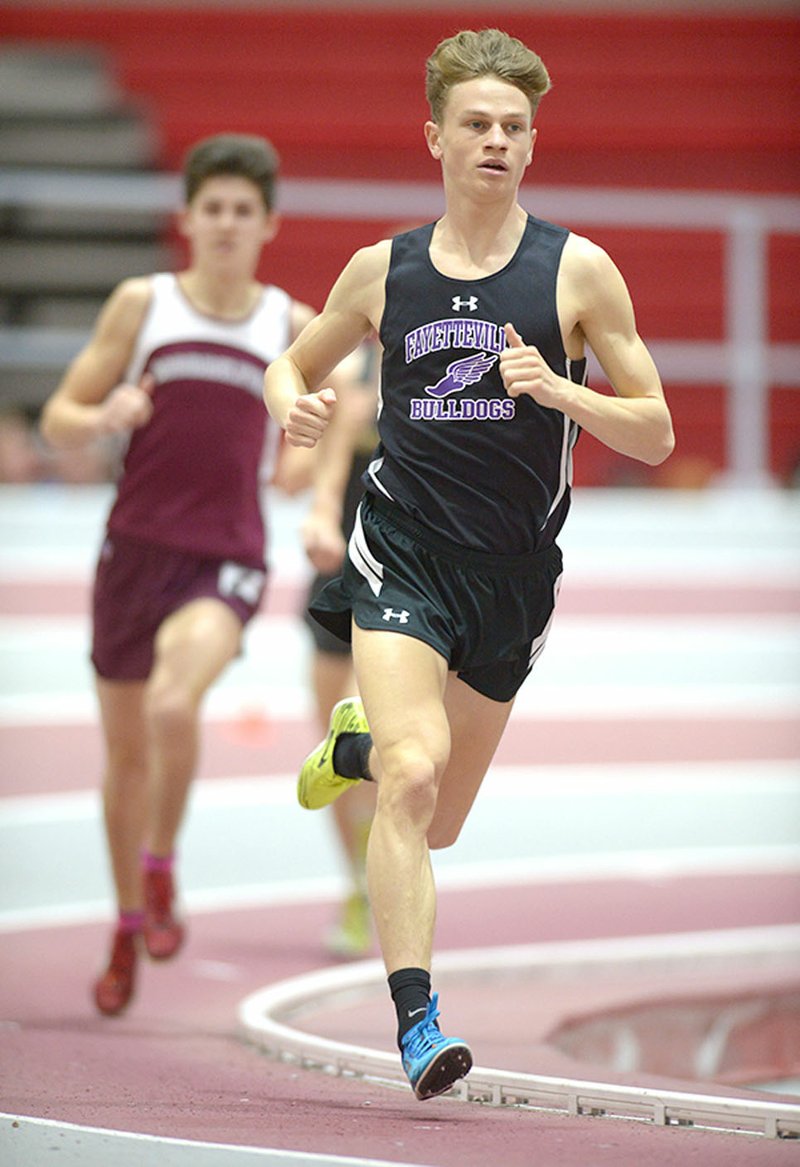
[404, 317, 507, 362]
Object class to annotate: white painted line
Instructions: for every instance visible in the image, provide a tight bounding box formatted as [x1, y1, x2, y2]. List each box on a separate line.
[4, 614, 799, 645]
[1, 683, 799, 724]
[1, 840, 797, 934]
[0, 1114, 434, 1167]
[3, 760, 798, 825]
[0, 689, 311, 725]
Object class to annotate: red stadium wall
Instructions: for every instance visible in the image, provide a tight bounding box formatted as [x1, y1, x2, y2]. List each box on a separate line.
[4, 6, 799, 485]
[4, 7, 797, 191]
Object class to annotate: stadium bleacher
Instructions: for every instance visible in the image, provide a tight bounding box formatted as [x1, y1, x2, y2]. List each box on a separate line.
[1, 7, 798, 483]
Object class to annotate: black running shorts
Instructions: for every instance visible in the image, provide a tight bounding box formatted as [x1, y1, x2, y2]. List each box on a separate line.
[304, 570, 352, 655]
[302, 450, 372, 657]
[309, 494, 563, 703]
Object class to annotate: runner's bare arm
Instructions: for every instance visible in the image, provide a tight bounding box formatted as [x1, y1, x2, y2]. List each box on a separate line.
[500, 235, 674, 466]
[40, 278, 154, 448]
[264, 242, 388, 444]
[271, 349, 364, 495]
[301, 349, 373, 573]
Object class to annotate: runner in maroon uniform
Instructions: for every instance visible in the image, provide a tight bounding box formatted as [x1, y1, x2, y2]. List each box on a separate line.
[40, 134, 319, 1016]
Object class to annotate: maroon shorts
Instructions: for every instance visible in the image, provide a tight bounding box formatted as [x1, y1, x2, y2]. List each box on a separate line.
[91, 532, 267, 681]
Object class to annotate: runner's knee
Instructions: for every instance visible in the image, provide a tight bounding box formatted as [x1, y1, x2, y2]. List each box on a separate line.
[145, 681, 196, 738]
[378, 747, 440, 831]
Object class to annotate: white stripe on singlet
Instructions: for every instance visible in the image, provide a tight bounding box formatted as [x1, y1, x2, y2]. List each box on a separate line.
[366, 454, 393, 499]
[540, 357, 585, 530]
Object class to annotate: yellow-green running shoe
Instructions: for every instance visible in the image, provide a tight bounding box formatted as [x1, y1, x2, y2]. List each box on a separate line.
[326, 890, 372, 959]
[298, 696, 369, 810]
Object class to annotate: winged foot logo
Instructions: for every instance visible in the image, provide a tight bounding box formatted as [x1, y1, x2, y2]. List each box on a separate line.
[425, 352, 497, 398]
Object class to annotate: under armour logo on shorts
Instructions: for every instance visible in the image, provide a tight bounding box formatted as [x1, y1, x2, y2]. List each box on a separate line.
[382, 607, 410, 624]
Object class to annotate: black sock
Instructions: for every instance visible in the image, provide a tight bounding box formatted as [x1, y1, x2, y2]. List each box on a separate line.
[389, 967, 432, 1049]
[333, 732, 374, 780]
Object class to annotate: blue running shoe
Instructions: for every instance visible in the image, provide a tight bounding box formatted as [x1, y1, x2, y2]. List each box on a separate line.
[400, 993, 472, 1100]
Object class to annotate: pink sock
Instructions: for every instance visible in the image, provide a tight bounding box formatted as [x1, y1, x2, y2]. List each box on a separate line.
[118, 909, 144, 935]
[141, 850, 174, 874]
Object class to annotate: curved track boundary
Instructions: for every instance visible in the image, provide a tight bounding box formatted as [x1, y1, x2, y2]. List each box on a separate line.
[238, 925, 800, 1141]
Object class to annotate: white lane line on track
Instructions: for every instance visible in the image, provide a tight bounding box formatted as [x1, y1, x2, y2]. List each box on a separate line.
[3, 759, 799, 823]
[2, 762, 797, 930]
[0, 1114, 433, 1167]
[1, 843, 798, 935]
[1, 684, 800, 723]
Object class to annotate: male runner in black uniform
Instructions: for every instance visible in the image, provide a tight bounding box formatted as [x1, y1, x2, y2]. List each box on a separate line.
[265, 28, 674, 1100]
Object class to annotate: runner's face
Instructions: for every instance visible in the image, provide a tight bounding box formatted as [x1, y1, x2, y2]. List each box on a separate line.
[426, 76, 535, 193]
[181, 176, 276, 270]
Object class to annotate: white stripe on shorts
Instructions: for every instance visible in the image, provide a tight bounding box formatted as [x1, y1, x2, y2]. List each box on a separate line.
[348, 503, 385, 597]
[528, 571, 562, 668]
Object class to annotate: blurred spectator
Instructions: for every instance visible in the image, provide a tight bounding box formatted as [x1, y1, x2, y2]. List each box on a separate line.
[0, 406, 118, 485]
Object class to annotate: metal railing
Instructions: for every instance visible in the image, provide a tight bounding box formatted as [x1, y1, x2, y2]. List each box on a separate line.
[2, 170, 798, 485]
[239, 926, 800, 1140]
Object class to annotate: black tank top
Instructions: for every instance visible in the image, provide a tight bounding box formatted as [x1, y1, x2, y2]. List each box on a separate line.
[367, 215, 587, 554]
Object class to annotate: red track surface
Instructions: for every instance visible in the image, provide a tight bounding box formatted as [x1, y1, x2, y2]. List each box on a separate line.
[3, 883, 799, 1165]
[2, 568, 799, 1165]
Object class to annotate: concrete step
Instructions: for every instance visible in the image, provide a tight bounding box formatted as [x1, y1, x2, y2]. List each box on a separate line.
[2, 200, 166, 239]
[0, 325, 89, 408]
[0, 113, 158, 170]
[0, 365, 63, 411]
[3, 296, 106, 330]
[0, 45, 119, 116]
[0, 238, 169, 295]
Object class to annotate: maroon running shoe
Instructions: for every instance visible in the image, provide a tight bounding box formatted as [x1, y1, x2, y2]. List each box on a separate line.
[143, 867, 185, 960]
[93, 928, 138, 1016]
